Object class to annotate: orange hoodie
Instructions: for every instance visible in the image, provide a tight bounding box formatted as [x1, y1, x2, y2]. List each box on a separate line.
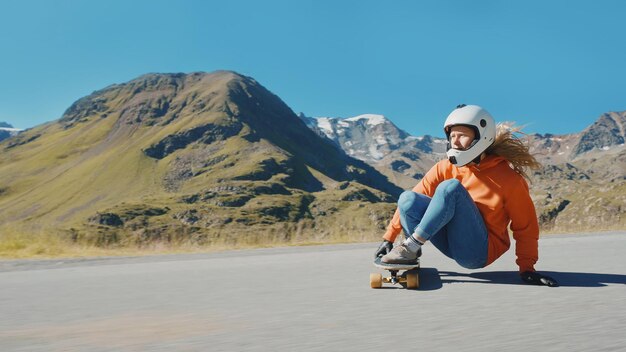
[383, 155, 538, 273]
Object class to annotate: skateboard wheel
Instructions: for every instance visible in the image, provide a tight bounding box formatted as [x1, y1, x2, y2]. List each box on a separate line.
[370, 273, 383, 288]
[406, 272, 419, 289]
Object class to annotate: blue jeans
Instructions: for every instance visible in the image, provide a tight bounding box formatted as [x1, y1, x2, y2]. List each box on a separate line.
[398, 179, 488, 269]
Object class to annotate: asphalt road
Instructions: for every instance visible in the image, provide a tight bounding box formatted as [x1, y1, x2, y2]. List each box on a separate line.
[0, 231, 624, 352]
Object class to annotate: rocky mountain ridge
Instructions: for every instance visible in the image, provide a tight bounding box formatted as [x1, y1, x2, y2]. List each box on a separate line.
[527, 110, 626, 164]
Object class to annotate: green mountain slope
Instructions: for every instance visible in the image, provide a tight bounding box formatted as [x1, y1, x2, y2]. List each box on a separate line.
[0, 71, 400, 248]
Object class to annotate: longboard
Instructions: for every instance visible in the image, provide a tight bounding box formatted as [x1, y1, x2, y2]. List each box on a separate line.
[370, 256, 420, 289]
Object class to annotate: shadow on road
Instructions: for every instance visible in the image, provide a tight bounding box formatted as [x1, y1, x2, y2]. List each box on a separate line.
[418, 268, 444, 291]
[437, 270, 626, 287]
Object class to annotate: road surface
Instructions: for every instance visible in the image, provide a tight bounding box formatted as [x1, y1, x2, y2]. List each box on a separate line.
[0, 231, 624, 351]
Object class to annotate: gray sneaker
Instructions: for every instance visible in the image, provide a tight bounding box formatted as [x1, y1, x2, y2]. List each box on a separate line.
[381, 243, 419, 264]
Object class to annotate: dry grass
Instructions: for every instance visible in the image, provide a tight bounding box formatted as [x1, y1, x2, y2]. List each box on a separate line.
[0, 214, 385, 259]
[1, 220, 623, 260]
[0, 228, 90, 259]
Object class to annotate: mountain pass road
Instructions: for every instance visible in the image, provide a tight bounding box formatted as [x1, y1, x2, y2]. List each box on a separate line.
[0, 231, 625, 351]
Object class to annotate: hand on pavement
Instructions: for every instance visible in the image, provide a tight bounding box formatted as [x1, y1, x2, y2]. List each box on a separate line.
[520, 271, 559, 287]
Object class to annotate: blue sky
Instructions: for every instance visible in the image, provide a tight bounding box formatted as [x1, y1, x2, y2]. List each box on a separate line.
[1, 0, 625, 137]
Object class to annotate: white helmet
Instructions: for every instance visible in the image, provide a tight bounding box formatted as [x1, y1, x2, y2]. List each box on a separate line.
[444, 104, 496, 166]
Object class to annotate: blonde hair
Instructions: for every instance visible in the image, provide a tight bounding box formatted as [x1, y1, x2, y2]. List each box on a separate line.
[485, 123, 541, 180]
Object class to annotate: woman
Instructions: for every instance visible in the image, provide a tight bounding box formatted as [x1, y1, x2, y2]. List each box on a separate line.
[374, 104, 557, 287]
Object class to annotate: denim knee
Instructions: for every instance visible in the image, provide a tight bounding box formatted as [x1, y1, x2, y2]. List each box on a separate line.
[456, 257, 486, 270]
[438, 179, 462, 194]
[397, 191, 419, 213]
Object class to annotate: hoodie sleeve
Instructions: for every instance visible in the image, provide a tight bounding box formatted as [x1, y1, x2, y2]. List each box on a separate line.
[382, 161, 446, 242]
[505, 176, 539, 273]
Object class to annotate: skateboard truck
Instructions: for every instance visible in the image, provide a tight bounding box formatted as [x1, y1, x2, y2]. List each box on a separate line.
[371, 257, 420, 289]
[387, 270, 401, 285]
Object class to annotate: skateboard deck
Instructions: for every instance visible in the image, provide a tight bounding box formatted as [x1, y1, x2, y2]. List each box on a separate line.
[370, 256, 420, 289]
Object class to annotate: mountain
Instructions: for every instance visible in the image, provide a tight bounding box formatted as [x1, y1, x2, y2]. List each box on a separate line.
[300, 113, 410, 161]
[0, 71, 401, 247]
[527, 111, 626, 164]
[299, 113, 447, 189]
[303, 112, 626, 232]
[525, 111, 625, 231]
[572, 111, 626, 156]
[0, 122, 21, 142]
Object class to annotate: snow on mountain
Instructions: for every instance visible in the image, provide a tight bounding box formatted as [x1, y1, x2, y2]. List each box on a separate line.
[0, 123, 22, 142]
[345, 114, 387, 127]
[315, 117, 335, 136]
[298, 113, 447, 189]
[299, 113, 411, 161]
